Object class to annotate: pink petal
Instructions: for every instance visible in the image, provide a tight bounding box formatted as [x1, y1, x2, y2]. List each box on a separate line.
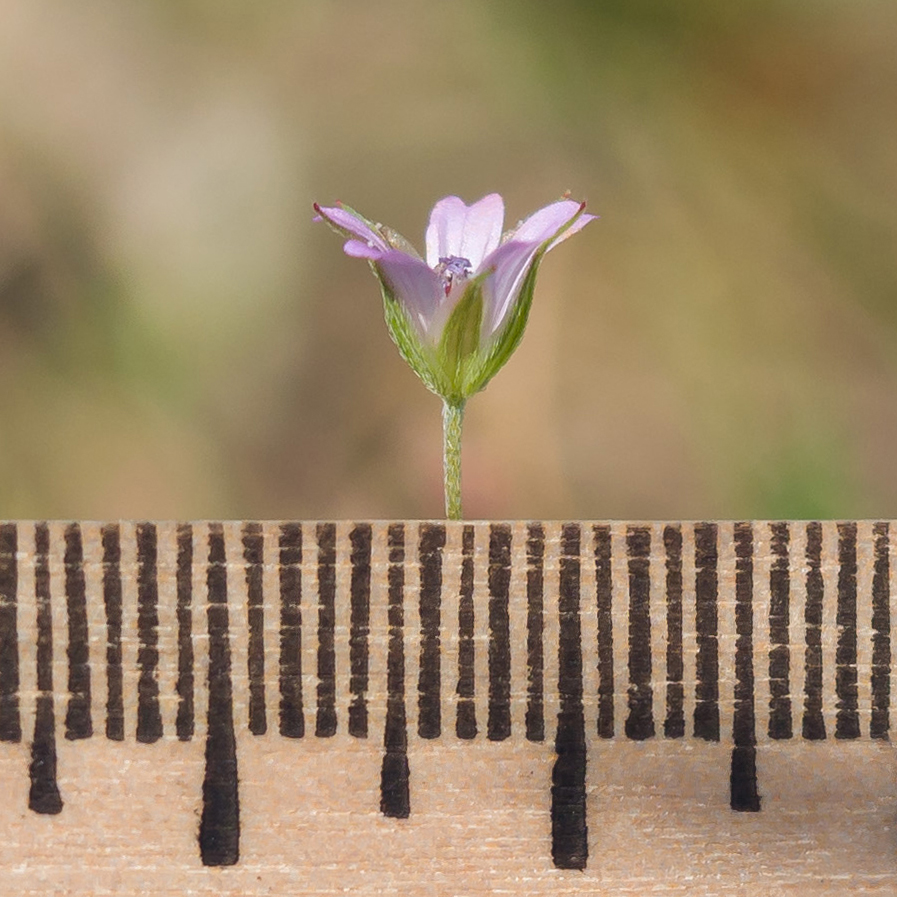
[460, 194, 505, 270]
[314, 202, 390, 254]
[344, 239, 383, 259]
[545, 210, 598, 249]
[374, 251, 443, 339]
[425, 194, 505, 270]
[479, 201, 596, 336]
[479, 239, 543, 337]
[510, 199, 594, 247]
[425, 196, 467, 267]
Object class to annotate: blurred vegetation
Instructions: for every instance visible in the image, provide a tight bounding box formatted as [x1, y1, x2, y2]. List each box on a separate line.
[0, 0, 895, 520]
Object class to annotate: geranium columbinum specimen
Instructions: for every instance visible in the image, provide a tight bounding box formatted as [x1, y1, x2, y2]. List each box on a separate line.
[315, 193, 596, 519]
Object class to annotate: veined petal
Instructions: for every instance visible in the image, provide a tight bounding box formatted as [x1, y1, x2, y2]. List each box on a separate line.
[509, 199, 596, 249]
[425, 193, 505, 270]
[374, 251, 443, 339]
[544, 208, 597, 250]
[426, 196, 467, 267]
[314, 202, 390, 254]
[460, 193, 504, 270]
[480, 199, 596, 336]
[479, 239, 543, 337]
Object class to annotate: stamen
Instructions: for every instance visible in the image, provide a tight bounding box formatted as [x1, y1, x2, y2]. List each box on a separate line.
[435, 255, 472, 296]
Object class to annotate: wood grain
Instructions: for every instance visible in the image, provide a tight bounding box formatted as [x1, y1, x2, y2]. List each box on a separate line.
[0, 520, 894, 896]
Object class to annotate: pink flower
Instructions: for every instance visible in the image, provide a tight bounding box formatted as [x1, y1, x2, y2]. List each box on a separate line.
[315, 192, 596, 518]
[314, 195, 595, 362]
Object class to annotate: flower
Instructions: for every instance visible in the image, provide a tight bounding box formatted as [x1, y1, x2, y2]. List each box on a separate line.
[314, 193, 596, 405]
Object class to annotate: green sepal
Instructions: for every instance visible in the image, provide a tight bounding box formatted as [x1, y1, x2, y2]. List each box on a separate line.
[380, 290, 437, 393]
[443, 247, 542, 398]
[453, 205, 587, 397]
[436, 280, 484, 402]
[380, 226, 422, 259]
[469, 247, 545, 392]
[371, 208, 581, 403]
[375, 268, 451, 398]
[374, 251, 546, 405]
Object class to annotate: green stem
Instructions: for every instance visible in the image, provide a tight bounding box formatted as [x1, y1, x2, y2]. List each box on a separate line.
[442, 399, 465, 520]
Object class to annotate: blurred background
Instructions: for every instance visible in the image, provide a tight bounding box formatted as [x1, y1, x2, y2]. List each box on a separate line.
[0, 0, 896, 521]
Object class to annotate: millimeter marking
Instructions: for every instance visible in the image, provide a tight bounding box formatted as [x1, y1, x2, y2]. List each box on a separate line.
[0, 520, 893, 869]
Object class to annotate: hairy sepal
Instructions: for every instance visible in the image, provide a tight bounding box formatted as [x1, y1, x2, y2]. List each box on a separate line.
[375, 244, 551, 404]
[436, 280, 485, 402]
[461, 247, 544, 397]
[460, 205, 587, 397]
[380, 226, 422, 259]
[377, 272, 448, 398]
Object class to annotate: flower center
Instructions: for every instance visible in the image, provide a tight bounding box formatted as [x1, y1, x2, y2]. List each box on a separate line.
[435, 255, 472, 296]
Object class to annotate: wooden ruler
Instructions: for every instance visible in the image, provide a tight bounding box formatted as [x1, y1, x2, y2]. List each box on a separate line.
[0, 520, 895, 896]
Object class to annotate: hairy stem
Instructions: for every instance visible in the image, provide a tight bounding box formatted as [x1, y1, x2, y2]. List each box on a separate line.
[442, 400, 465, 519]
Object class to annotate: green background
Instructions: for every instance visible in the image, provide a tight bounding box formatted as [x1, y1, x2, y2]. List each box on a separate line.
[1, 0, 895, 521]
